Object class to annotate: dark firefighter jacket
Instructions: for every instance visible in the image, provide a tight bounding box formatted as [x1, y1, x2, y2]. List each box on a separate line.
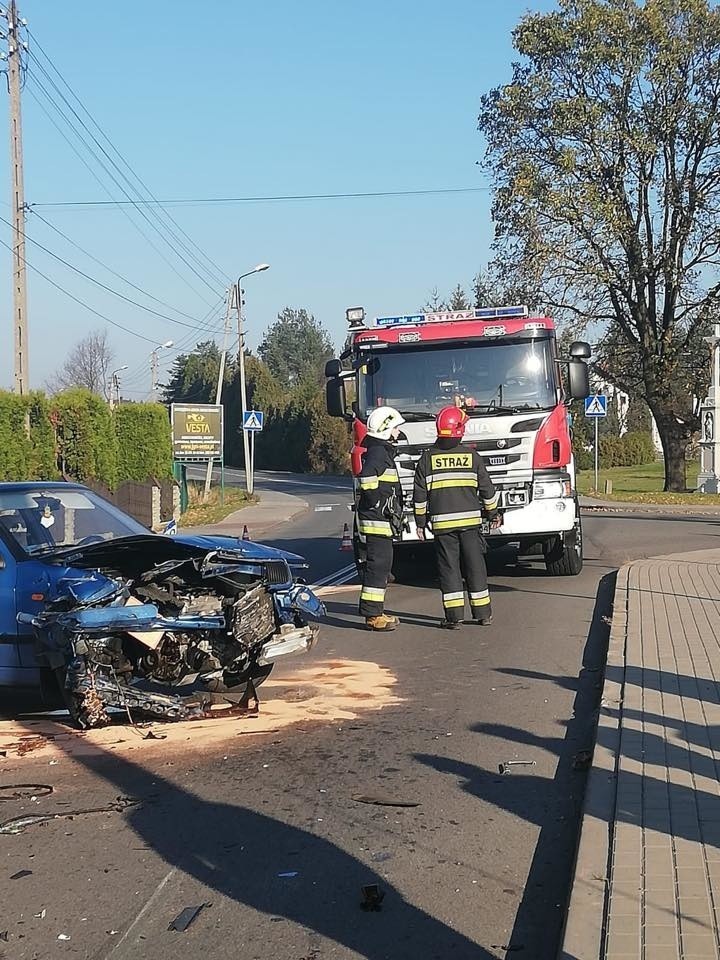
[357, 435, 403, 538]
[413, 441, 499, 534]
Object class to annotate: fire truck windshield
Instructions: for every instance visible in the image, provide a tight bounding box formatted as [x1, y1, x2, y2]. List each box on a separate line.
[358, 337, 558, 418]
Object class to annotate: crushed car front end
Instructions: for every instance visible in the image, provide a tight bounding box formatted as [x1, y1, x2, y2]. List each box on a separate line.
[18, 534, 325, 728]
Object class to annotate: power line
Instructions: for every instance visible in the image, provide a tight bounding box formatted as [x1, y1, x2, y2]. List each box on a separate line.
[119, 295, 228, 387]
[29, 210, 208, 323]
[25, 80, 218, 307]
[0, 213, 215, 331]
[26, 28, 229, 287]
[30, 186, 492, 209]
[25, 63, 223, 301]
[0, 234, 162, 344]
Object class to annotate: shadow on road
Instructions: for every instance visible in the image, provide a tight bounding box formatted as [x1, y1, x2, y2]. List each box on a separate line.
[414, 569, 617, 958]
[6, 728, 495, 959]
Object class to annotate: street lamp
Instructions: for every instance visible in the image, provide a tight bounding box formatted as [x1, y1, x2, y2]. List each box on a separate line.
[109, 365, 128, 409]
[236, 264, 270, 496]
[150, 340, 174, 397]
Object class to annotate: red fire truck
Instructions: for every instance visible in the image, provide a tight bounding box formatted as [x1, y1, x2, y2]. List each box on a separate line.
[325, 305, 591, 576]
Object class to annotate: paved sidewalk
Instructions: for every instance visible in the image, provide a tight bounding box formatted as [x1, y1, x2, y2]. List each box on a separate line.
[562, 547, 720, 960]
[182, 487, 308, 541]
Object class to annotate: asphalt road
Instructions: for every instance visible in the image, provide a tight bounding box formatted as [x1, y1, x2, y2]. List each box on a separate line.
[2, 484, 718, 960]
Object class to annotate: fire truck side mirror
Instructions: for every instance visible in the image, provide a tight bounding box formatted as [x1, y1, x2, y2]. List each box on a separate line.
[569, 341, 592, 359]
[325, 358, 342, 379]
[567, 360, 590, 400]
[326, 377, 352, 420]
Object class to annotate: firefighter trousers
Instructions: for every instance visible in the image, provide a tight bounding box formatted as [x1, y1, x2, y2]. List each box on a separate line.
[359, 535, 394, 618]
[434, 528, 491, 622]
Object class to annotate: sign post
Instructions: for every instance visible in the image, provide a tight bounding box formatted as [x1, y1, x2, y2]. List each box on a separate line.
[584, 394, 608, 492]
[242, 410, 264, 497]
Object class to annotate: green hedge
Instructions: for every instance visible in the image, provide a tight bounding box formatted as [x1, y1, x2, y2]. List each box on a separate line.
[0, 391, 57, 481]
[53, 389, 119, 488]
[114, 403, 172, 481]
[599, 432, 656, 468]
[0, 390, 174, 488]
[574, 431, 656, 472]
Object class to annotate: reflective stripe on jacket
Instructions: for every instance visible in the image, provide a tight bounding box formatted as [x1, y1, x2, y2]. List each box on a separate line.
[413, 444, 498, 533]
[357, 435, 403, 539]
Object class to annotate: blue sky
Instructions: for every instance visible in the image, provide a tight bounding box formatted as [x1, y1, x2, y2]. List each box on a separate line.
[0, 0, 556, 397]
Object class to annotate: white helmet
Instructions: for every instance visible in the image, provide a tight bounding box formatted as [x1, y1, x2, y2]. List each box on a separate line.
[366, 406, 406, 440]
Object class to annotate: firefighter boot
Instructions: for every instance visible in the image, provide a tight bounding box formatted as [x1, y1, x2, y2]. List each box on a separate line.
[365, 614, 399, 632]
[471, 611, 493, 627]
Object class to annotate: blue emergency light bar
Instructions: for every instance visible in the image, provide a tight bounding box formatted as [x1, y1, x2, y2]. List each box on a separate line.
[374, 305, 529, 327]
[474, 305, 528, 319]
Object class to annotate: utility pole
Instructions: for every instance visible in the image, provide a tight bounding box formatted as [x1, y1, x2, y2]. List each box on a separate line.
[203, 289, 231, 500]
[235, 281, 252, 494]
[149, 340, 173, 399]
[150, 350, 160, 397]
[4, 1, 29, 394]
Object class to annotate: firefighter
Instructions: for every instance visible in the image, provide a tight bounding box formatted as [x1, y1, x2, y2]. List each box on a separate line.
[413, 406, 501, 629]
[357, 405, 406, 631]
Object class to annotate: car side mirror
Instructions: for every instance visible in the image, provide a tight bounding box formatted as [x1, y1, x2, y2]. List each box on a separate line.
[567, 360, 590, 400]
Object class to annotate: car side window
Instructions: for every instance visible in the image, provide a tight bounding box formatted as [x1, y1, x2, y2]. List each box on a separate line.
[0, 510, 27, 550]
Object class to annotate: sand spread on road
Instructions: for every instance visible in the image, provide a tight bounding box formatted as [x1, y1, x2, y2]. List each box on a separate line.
[0, 658, 401, 762]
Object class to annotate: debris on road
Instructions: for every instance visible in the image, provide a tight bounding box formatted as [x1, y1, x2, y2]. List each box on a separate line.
[371, 852, 393, 863]
[0, 796, 139, 835]
[0, 784, 53, 802]
[57, 933, 71, 941]
[498, 760, 536, 775]
[352, 793, 420, 808]
[33, 910, 46, 919]
[277, 871, 299, 878]
[168, 903, 211, 932]
[360, 884, 385, 911]
[10, 869, 32, 880]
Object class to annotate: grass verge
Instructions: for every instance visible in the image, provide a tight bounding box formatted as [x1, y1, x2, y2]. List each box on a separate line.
[576, 460, 720, 505]
[180, 483, 256, 527]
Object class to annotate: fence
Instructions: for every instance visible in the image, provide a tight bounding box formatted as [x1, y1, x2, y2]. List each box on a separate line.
[81, 477, 180, 531]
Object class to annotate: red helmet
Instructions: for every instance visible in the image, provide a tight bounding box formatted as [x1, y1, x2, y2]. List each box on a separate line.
[436, 406, 468, 439]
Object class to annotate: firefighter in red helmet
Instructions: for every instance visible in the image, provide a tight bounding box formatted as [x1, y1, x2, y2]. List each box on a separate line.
[413, 406, 502, 629]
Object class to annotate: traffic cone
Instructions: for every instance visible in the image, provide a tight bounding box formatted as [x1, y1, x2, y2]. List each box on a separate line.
[340, 523, 353, 552]
[242, 525, 251, 541]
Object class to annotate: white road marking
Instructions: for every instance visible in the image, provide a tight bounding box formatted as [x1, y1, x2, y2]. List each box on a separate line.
[103, 868, 176, 958]
[312, 562, 356, 588]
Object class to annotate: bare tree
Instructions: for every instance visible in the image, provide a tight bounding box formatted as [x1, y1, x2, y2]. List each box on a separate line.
[48, 329, 114, 400]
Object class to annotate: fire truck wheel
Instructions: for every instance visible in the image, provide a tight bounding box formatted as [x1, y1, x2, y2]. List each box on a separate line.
[543, 513, 583, 577]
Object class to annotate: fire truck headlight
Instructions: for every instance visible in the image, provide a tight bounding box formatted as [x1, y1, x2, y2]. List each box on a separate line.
[533, 480, 572, 500]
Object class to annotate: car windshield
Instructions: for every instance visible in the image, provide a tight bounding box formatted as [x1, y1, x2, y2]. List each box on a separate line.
[357, 337, 558, 417]
[0, 488, 149, 557]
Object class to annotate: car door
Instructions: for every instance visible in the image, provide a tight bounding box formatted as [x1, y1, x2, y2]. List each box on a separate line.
[0, 537, 23, 685]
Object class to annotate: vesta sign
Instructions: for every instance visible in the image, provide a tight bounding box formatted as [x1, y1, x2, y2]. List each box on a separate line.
[171, 403, 223, 460]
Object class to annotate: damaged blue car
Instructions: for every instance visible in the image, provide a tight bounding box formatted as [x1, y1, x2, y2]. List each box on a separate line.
[0, 483, 325, 728]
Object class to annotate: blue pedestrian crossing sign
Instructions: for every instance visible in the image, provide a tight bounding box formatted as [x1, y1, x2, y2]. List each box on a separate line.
[584, 395, 608, 418]
[243, 410, 264, 432]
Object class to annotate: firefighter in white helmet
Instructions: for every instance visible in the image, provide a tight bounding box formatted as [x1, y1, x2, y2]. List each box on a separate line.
[357, 406, 406, 631]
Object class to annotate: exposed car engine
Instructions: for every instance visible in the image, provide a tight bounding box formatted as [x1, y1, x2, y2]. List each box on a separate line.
[18, 535, 325, 729]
